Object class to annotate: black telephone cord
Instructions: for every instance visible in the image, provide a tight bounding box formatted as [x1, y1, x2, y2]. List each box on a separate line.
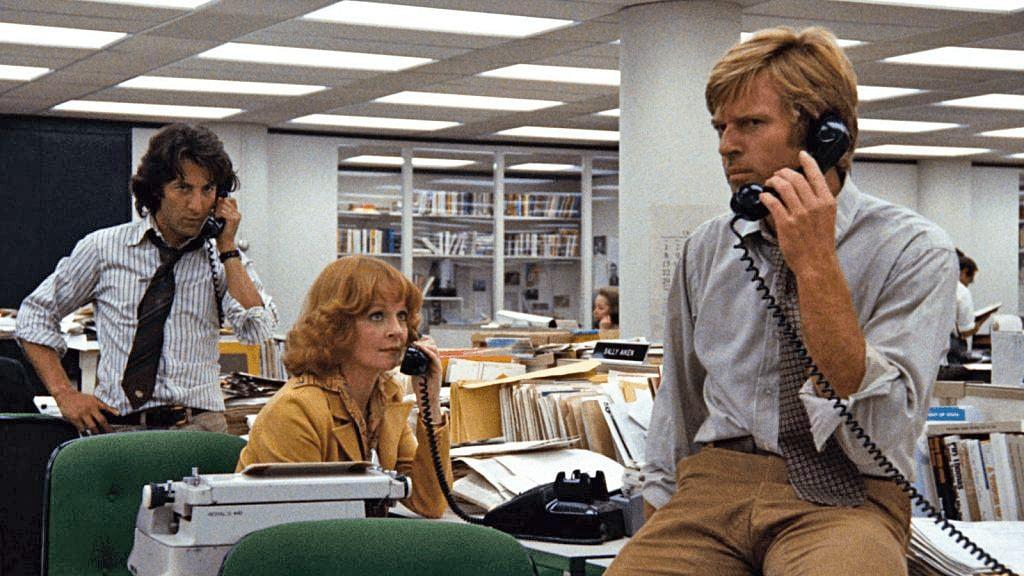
[729, 215, 1016, 576]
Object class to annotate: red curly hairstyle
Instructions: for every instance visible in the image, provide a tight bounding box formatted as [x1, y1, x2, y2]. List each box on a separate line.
[284, 256, 423, 377]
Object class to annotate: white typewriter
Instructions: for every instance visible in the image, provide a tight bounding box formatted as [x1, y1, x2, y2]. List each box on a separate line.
[127, 462, 410, 576]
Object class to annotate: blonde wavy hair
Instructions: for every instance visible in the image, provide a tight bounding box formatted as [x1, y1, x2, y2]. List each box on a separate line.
[706, 26, 859, 174]
[284, 256, 423, 377]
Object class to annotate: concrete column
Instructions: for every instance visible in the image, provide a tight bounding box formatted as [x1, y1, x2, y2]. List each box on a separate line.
[619, 1, 741, 339]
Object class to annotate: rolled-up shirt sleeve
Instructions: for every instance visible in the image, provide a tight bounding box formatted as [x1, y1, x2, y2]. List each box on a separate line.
[801, 244, 957, 478]
[641, 239, 708, 509]
[222, 252, 278, 345]
[16, 235, 101, 356]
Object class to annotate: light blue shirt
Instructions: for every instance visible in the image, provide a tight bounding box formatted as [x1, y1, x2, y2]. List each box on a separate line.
[643, 179, 958, 508]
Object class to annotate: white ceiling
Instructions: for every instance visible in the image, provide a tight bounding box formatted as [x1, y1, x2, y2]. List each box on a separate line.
[2, 0, 1024, 166]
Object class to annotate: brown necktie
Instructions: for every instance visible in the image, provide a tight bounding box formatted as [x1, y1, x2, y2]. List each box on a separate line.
[121, 230, 205, 409]
[770, 245, 866, 507]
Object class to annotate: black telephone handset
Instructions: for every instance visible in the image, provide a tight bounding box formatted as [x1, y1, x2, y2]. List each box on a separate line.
[728, 112, 1016, 575]
[399, 345, 430, 377]
[199, 188, 230, 240]
[730, 112, 851, 221]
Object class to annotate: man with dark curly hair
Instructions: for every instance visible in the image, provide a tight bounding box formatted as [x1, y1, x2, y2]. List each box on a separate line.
[17, 123, 277, 434]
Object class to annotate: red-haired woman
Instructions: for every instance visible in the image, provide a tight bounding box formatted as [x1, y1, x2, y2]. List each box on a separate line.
[236, 255, 451, 518]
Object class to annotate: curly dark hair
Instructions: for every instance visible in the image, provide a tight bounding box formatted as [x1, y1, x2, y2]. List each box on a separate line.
[130, 123, 239, 217]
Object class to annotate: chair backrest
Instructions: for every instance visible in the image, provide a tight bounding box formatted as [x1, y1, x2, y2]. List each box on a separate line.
[42, 430, 246, 576]
[990, 314, 1022, 332]
[0, 356, 39, 413]
[219, 518, 536, 576]
[0, 414, 78, 576]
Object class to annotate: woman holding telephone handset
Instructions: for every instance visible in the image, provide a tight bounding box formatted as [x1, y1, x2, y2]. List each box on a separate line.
[237, 255, 452, 518]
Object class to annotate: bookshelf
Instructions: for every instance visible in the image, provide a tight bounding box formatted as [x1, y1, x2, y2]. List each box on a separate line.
[337, 142, 618, 329]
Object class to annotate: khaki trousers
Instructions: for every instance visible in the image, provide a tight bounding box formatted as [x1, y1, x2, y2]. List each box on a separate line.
[607, 447, 910, 576]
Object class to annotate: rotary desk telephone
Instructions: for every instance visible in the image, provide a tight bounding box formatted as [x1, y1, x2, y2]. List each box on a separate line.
[400, 343, 626, 545]
[728, 111, 1015, 575]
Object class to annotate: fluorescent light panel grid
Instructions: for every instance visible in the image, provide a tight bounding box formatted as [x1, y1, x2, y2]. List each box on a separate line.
[859, 118, 959, 132]
[495, 126, 619, 141]
[291, 114, 459, 131]
[741, 32, 862, 47]
[375, 91, 562, 111]
[979, 127, 1024, 138]
[509, 163, 578, 172]
[0, 22, 126, 49]
[858, 85, 924, 101]
[342, 155, 475, 168]
[119, 76, 326, 96]
[0, 64, 50, 81]
[596, 109, 620, 117]
[1009, 153, 1024, 159]
[829, 0, 1024, 12]
[939, 94, 1024, 110]
[53, 100, 242, 119]
[886, 47, 1024, 71]
[304, 1, 573, 38]
[479, 64, 619, 86]
[198, 43, 432, 71]
[75, 0, 211, 7]
[856, 144, 989, 157]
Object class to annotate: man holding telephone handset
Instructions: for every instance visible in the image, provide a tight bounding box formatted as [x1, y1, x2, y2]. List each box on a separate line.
[17, 123, 277, 434]
[608, 28, 957, 575]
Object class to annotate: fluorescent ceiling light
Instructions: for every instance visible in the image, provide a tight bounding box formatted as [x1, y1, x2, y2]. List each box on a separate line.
[858, 85, 924, 101]
[304, 1, 573, 38]
[495, 126, 619, 142]
[119, 76, 326, 96]
[52, 100, 242, 119]
[885, 47, 1024, 71]
[938, 94, 1024, 110]
[375, 91, 562, 111]
[978, 127, 1024, 138]
[596, 109, 620, 117]
[341, 155, 475, 168]
[855, 144, 989, 157]
[508, 163, 579, 172]
[0, 22, 126, 49]
[75, 0, 212, 7]
[198, 43, 432, 71]
[291, 114, 459, 131]
[1009, 153, 1024, 159]
[479, 64, 619, 86]
[829, 0, 1024, 13]
[594, 184, 619, 190]
[859, 118, 959, 132]
[740, 32, 862, 47]
[0, 64, 51, 81]
[430, 177, 553, 186]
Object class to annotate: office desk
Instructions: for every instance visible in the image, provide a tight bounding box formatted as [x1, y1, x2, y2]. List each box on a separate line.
[392, 505, 626, 576]
[65, 334, 99, 394]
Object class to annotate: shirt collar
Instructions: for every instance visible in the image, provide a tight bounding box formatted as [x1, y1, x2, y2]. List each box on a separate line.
[127, 215, 205, 249]
[731, 176, 862, 245]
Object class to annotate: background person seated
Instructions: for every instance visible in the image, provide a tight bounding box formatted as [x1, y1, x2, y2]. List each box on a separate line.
[237, 256, 452, 518]
[593, 287, 620, 333]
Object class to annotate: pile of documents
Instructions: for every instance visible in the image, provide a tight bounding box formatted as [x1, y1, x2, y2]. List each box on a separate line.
[449, 439, 625, 512]
[908, 518, 1024, 575]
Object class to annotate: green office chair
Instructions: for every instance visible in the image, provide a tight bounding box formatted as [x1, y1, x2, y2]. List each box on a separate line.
[0, 413, 79, 576]
[218, 518, 537, 576]
[42, 430, 246, 576]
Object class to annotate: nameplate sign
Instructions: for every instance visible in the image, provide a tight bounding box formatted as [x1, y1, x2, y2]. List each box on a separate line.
[592, 342, 649, 363]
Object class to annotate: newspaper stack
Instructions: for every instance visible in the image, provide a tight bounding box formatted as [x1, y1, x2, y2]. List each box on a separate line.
[908, 518, 1024, 575]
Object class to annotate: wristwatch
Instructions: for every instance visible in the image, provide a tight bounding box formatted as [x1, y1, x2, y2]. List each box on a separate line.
[218, 249, 241, 263]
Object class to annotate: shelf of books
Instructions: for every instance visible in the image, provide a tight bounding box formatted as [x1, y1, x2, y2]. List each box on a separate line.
[337, 169, 402, 258]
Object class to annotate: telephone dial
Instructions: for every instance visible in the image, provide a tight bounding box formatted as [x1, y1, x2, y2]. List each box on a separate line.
[728, 112, 1015, 574]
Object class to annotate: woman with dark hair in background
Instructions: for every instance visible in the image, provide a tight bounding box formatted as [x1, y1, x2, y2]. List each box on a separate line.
[593, 286, 619, 330]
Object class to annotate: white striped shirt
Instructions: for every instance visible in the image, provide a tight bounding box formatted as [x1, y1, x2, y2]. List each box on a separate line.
[17, 217, 278, 413]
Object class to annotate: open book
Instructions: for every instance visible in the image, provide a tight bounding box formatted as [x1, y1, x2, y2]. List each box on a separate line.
[974, 302, 1000, 321]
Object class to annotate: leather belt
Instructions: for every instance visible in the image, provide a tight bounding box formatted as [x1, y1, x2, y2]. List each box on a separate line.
[106, 405, 208, 428]
[705, 436, 774, 456]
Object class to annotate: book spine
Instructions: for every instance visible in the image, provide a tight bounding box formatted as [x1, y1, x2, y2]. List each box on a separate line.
[980, 439, 1003, 520]
[944, 435, 968, 521]
[928, 435, 959, 520]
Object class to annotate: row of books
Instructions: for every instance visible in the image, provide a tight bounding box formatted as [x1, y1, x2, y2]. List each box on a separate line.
[259, 337, 287, 381]
[415, 190, 493, 216]
[505, 230, 580, 258]
[418, 231, 494, 256]
[505, 192, 580, 219]
[337, 228, 400, 255]
[926, 421, 1024, 522]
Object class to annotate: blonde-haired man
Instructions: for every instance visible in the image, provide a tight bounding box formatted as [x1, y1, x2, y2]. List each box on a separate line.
[608, 27, 957, 575]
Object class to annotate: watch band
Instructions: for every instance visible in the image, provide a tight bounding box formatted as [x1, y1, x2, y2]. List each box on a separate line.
[218, 249, 241, 263]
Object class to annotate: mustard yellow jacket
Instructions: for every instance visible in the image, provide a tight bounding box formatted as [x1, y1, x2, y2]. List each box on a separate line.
[236, 372, 452, 518]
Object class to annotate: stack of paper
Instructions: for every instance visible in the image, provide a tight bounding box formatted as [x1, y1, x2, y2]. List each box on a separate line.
[450, 441, 625, 512]
[908, 518, 1024, 575]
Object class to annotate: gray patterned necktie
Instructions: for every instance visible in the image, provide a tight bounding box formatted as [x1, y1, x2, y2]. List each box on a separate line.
[769, 245, 866, 507]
